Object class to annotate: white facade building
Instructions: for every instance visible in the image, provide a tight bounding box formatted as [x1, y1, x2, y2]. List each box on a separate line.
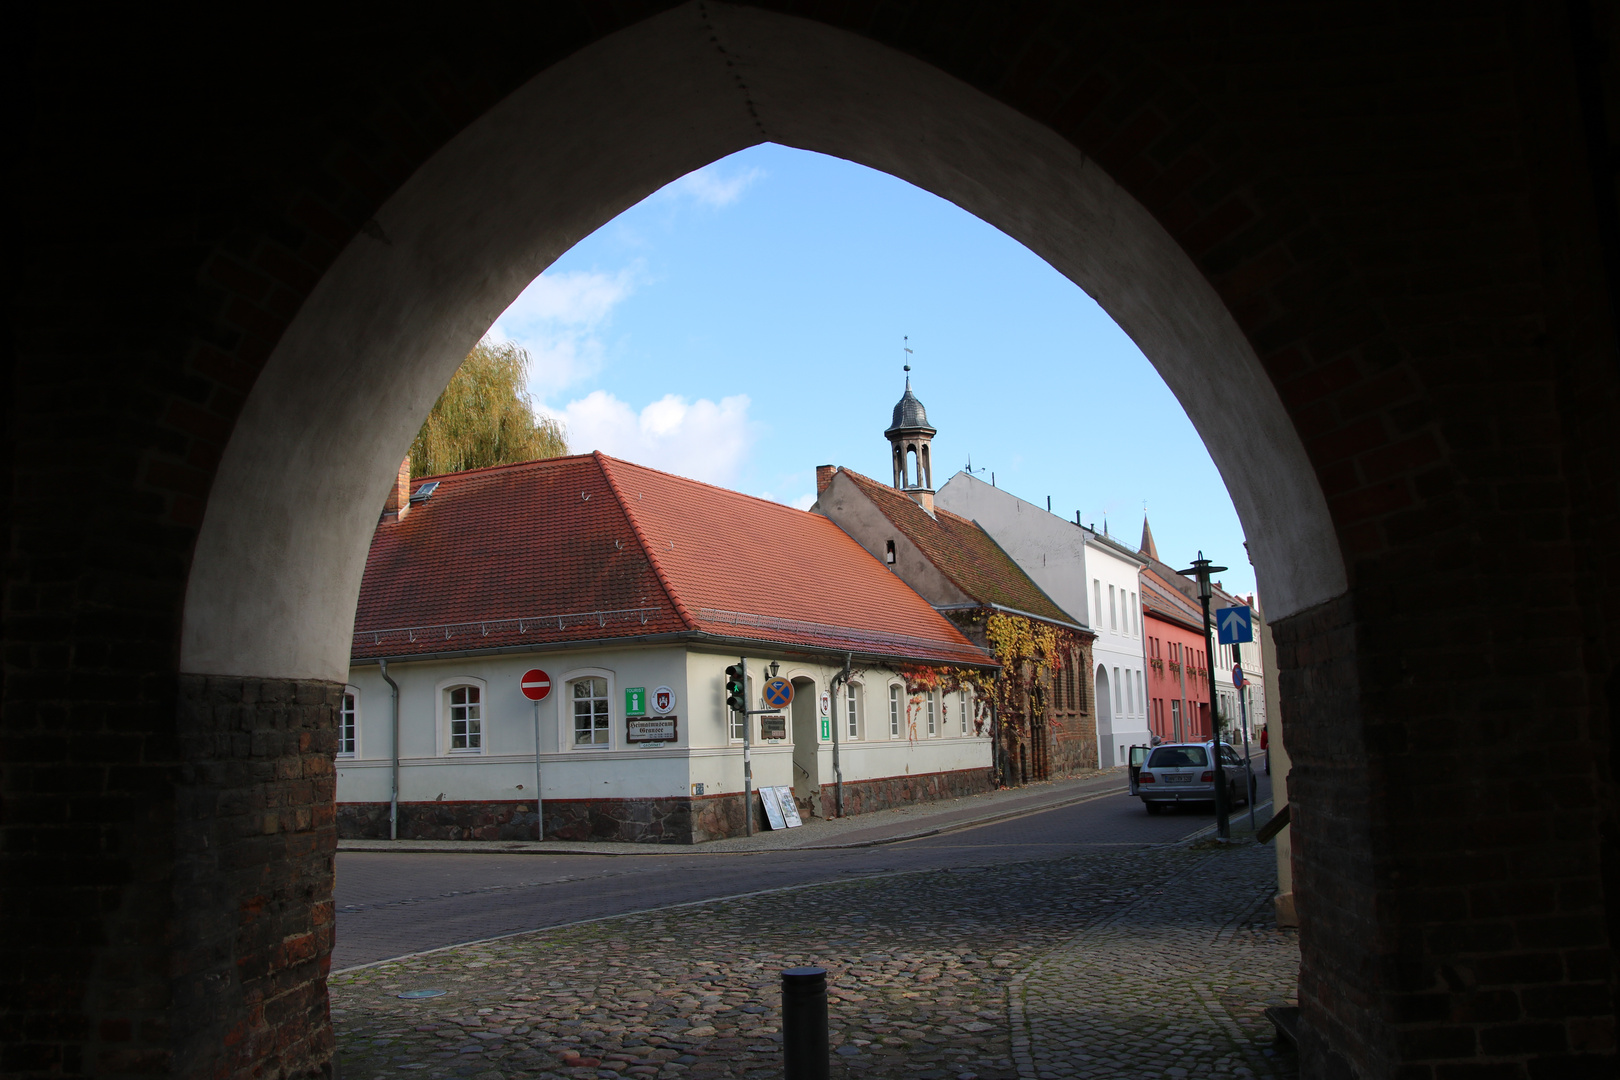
[340, 644, 988, 843]
[935, 472, 1150, 766]
[338, 452, 998, 844]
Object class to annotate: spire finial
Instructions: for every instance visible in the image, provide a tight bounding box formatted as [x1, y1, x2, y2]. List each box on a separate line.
[903, 336, 913, 387]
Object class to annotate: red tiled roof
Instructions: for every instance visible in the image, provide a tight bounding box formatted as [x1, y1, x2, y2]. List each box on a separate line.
[837, 470, 1077, 627]
[1141, 567, 1204, 634]
[352, 453, 993, 668]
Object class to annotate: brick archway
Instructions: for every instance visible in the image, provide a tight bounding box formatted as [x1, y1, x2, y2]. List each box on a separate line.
[7, 4, 1617, 1079]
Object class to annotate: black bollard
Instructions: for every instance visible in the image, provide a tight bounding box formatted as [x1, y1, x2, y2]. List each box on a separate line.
[780, 966, 829, 1080]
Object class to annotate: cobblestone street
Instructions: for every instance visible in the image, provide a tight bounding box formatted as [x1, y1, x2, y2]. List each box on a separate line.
[332, 835, 1297, 1079]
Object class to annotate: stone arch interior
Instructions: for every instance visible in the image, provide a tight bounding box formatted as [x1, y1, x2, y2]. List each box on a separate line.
[161, 6, 1358, 1078]
[179, 2, 1343, 689]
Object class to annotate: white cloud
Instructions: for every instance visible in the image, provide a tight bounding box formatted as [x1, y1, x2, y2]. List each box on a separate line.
[488, 266, 639, 400]
[546, 391, 755, 487]
[662, 162, 766, 208]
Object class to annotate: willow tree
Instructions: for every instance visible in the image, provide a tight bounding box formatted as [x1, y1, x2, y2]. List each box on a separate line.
[408, 339, 568, 478]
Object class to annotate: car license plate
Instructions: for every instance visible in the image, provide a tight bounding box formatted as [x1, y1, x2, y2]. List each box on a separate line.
[1166, 774, 1192, 783]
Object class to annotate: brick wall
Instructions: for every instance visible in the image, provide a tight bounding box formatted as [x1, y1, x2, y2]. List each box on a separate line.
[171, 676, 339, 1080]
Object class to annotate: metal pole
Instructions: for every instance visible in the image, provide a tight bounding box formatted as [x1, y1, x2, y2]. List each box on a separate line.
[781, 966, 829, 1080]
[741, 657, 753, 837]
[829, 654, 849, 818]
[1178, 552, 1230, 840]
[533, 699, 544, 842]
[1235, 641, 1256, 833]
[380, 659, 400, 841]
[1197, 587, 1229, 839]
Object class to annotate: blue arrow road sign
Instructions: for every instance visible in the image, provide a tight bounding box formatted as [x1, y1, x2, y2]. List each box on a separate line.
[1216, 605, 1253, 644]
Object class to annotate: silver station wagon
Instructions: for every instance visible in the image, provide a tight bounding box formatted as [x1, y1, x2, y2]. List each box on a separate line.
[1130, 741, 1253, 814]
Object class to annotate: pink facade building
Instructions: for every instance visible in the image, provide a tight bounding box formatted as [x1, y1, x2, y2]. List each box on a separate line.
[1142, 566, 1211, 744]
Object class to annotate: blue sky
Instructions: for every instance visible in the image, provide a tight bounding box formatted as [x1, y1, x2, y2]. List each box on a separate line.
[490, 144, 1256, 596]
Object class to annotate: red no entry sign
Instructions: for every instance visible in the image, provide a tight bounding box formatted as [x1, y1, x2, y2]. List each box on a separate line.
[520, 669, 552, 701]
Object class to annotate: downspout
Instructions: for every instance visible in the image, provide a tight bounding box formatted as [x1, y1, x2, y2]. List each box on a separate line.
[828, 653, 850, 818]
[380, 659, 400, 841]
[990, 697, 1003, 788]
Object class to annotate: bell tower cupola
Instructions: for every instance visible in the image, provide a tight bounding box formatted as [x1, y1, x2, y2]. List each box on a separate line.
[885, 364, 938, 513]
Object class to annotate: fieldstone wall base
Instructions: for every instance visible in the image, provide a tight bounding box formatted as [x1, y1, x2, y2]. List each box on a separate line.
[816, 767, 995, 821]
[1048, 724, 1098, 778]
[338, 796, 751, 844]
[339, 767, 994, 845]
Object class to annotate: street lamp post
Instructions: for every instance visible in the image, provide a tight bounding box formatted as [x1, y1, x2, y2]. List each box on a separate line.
[1178, 551, 1231, 839]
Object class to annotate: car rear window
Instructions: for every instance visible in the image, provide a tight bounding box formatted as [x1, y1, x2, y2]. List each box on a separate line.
[1148, 746, 1208, 768]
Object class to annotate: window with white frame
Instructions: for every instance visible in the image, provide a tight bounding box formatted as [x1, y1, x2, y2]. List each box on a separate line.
[1093, 579, 1101, 627]
[1113, 667, 1122, 716]
[447, 685, 482, 752]
[889, 685, 902, 737]
[571, 676, 610, 747]
[961, 689, 972, 734]
[845, 682, 861, 739]
[1109, 585, 1117, 630]
[338, 689, 358, 756]
[926, 691, 937, 736]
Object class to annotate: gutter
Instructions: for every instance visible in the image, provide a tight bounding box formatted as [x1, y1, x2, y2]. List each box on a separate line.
[932, 602, 1092, 637]
[350, 629, 1000, 673]
[379, 658, 400, 841]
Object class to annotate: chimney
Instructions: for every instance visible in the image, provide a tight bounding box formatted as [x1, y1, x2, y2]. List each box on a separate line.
[816, 465, 836, 493]
[383, 456, 411, 520]
[911, 489, 936, 515]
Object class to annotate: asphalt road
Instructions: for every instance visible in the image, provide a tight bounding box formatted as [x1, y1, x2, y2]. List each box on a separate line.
[333, 772, 1274, 970]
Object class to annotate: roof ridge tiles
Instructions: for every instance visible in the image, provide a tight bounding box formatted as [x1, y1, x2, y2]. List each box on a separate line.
[406, 451, 597, 485]
[836, 467, 1073, 624]
[596, 452, 697, 631]
[604, 453, 817, 515]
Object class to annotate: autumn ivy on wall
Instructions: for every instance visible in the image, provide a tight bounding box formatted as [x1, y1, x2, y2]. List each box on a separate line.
[900, 610, 1088, 783]
[893, 662, 997, 742]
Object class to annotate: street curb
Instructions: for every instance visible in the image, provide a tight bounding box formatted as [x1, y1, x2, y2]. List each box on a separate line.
[335, 783, 1129, 857]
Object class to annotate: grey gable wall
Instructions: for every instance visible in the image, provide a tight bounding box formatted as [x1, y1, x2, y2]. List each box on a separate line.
[813, 472, 973, 609]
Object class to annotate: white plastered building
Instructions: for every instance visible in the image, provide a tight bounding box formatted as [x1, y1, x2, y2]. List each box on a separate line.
[935, 472, 1151, 766]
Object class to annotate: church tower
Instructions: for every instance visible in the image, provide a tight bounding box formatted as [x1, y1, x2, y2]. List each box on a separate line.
[885, 365, 938, 513]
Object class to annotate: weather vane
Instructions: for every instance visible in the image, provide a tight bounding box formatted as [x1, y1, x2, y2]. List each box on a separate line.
[903, 335, 913, 377]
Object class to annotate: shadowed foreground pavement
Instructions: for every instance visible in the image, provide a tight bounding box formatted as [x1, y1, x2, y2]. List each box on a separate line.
[331, 834, 1296, 1078]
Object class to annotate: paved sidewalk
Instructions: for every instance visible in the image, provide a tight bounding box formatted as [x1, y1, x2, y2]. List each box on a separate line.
[338, 770, 1127, 857]
[331, 825, 1297, 1079]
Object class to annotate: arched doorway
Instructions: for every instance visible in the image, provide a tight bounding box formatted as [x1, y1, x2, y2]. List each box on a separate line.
[1094, 664, 1113, 757]
[11, 6, 1618, 1079]
[788, 675, 820, 814]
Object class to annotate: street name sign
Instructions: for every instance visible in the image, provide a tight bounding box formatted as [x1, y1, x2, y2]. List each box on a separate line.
[1216, 605, 1253, 644]
[519, 669, 552, 701]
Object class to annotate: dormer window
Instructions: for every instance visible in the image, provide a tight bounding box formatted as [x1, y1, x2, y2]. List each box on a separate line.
[885, 539, 896, 564]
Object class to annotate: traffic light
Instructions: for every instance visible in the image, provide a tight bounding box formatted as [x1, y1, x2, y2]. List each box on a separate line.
[724, 663, 746, 712]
